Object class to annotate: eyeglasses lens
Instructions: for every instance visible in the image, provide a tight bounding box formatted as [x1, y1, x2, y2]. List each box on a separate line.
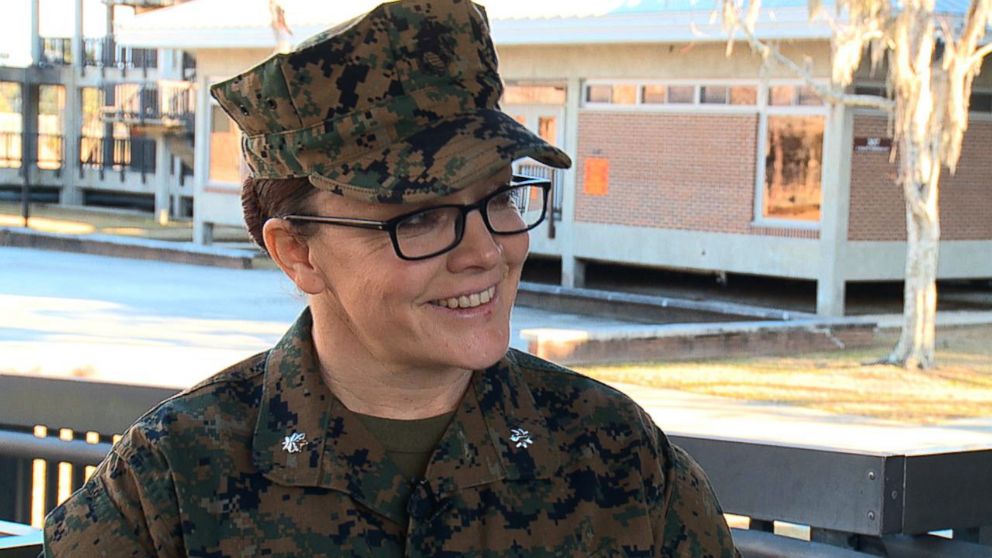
[394, 183, 546, 259]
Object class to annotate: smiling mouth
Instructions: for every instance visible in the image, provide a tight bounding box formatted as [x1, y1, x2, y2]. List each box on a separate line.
[429, 285, 497, 309]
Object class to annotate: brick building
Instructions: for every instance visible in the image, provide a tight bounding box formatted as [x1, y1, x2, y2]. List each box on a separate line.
[116, 0, 992, 316]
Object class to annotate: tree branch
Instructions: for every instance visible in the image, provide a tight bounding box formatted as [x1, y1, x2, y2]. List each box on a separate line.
[726, 11, 896, 111]
[957, 0, 991, 65]
[972, 41, 992, 69]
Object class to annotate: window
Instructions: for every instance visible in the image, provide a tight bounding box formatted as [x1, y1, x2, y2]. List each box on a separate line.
[971, 92, 992, 113]
[80, 87, 105, 167]
[763, 115, 824, 222]
[584, 82, 758, 107]
[586, 85, 612, 103]
[729, 86, 758, 105]
[209, 105, 243, 184]
[538, 116, 557, 144]
[854, 85, 886, 97]
[667, 85, 695, 104]
[700, 86, 728, 104]
[503, 85, 566, 105]
[0, 82, 22, 168]
[612, 85, 638, 105]
[770, 85, 823, 107]
[38, 85, 65, 170]
[641, 85, 666, 104]
[796, 86, 822, 106]
[769, 86, 796, 106]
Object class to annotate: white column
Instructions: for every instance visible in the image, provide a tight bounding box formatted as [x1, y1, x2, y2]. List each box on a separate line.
[71, 0, 83, 71]
[58, 0, 84, 205]
[60, 84, 83, 205]
[816, 102, 854, 316]
[559, 76, 585, 288]
[192, 76, 212, 245]
[154, 136, 171, 223]
[29, 0, 41, 64]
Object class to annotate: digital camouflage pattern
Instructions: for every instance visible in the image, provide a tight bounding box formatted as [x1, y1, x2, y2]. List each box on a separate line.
[209, 0, 572, 204]
[44, 310, 739, 557]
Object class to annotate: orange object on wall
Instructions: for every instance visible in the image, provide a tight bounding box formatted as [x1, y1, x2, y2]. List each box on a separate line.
[584, 157, 609, 196]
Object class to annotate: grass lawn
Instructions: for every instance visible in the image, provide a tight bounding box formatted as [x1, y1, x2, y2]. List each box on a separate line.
[576, 325, 992, 424]
[0, 202, 247, 242]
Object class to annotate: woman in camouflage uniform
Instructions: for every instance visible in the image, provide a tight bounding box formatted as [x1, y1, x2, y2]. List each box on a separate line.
[44, 1, 739, 556]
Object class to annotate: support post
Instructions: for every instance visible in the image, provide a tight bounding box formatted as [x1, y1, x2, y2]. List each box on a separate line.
[154, 137, 171, 223]
[20, 80, 38, 226]
[559, 76, 585, 288]
[60, 0, 84, 205]
[816, 102, 854, 316]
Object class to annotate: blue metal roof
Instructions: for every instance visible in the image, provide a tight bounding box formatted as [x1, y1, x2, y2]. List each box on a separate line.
[589, 0, 970, 16]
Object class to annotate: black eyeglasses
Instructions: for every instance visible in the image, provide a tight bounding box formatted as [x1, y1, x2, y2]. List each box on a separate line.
[282, 175, 551, 260]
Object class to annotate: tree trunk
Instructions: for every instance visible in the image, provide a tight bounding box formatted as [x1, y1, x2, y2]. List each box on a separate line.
[886, 139, 941, 369]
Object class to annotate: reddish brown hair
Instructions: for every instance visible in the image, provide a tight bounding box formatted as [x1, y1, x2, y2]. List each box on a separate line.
[241, 177, 318, 253]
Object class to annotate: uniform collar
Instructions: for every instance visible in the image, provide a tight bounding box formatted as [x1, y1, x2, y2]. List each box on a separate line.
[253, 309, 561, 523]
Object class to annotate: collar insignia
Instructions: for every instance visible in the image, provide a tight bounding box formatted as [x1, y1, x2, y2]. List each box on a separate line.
[509, 428, 533, 449]
[281, 431, 307, 454]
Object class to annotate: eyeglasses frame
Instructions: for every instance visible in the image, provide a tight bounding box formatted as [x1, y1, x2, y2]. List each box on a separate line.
[281, 174, 552, 261]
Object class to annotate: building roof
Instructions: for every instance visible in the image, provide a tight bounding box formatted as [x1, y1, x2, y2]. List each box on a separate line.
[114, 0, 837, 49]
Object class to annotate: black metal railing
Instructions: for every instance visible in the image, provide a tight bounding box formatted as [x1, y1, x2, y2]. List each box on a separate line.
[104, 82, 195, 128]
[79, 135, 156, 175]
[82, 37, 157, 71]
[38, 37, 72, 66]
[515, 163, 562, 239]
[4, 376, 992, 557]
[0, 132, 63, 172]
[182, 51, 197, 80]
[0, 376, 176, 529]
[0, 132, 21, 168]
[36, 134, 63, 171]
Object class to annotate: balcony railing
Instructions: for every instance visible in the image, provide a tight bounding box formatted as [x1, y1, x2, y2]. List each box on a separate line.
[182, 51, 197, 80]
[0, 132, 63, 173]
[82, 37, 157, 72]
[79, 135, 157, 177]
[103, 82, 195, 129]
[0, 132, 21, 169]
[38, 37, 72, 66]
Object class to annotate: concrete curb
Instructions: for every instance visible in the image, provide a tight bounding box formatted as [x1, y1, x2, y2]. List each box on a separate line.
[523, 319, 878, 365]
[0, 227, 259, 269]
[518, 281, 815, 322]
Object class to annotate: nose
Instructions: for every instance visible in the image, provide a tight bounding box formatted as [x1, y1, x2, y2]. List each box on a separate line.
[446, 209, 501, 272]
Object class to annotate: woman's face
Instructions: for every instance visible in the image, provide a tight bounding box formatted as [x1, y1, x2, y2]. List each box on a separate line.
[303, 166, 528, 373]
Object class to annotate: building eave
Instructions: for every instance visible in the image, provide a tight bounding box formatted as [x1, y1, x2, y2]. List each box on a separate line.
[114, 4, 833, 49]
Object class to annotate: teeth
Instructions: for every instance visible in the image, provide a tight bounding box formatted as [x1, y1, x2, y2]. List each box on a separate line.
[432, 286, 496, 309]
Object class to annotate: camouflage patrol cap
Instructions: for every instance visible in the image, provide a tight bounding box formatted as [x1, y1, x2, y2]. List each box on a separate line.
[209, 0, 572, 204]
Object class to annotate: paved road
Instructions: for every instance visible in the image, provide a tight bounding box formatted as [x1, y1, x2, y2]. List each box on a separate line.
[0, 246, 635, 388]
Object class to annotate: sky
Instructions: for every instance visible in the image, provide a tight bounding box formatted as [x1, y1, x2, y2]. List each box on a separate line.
[0, 0, 133, 67]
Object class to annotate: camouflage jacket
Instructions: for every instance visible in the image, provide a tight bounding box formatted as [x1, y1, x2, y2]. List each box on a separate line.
[44, 311, 738, 557]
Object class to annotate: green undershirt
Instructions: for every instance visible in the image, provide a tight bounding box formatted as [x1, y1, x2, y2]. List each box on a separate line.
[355, 411, 456, 481]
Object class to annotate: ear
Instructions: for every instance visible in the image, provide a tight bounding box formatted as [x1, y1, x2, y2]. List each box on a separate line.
[263, 219, 327, 295]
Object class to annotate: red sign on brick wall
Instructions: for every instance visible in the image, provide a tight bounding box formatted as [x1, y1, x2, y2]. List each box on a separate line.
[583, 157, 609, 196]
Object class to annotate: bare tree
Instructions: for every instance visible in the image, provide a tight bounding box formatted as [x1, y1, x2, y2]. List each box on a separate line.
[722, 0, 991, 369]
[269, 0, 293, 54]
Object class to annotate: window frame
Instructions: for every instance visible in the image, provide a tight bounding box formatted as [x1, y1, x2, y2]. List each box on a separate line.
[581, 78, 760, 113]
[204, 94, 246, 189]
[752, 79, 830, 230]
